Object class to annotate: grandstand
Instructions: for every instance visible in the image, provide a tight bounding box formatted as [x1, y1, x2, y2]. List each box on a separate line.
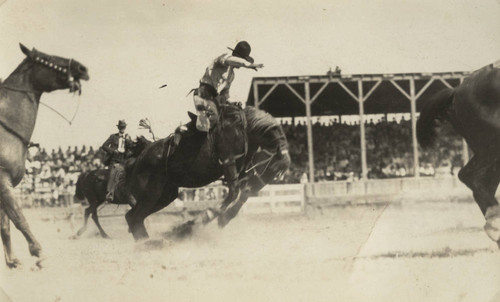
[247, 69, 471, 182]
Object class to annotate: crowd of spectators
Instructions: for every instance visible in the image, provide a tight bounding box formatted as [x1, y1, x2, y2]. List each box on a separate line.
[17, 146, 105, 207]
[17, 116, 464, 205]
[280, 116, 464, 183]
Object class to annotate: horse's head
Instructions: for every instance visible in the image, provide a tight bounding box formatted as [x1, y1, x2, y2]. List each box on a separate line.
[130, 135, 152, 158]
[19, 43, 89, 94]
[215, 103, 248, 190]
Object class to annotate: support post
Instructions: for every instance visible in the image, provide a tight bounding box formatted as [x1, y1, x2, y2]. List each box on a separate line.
[253, 81, 260, 109]
[459, 77, 469, 165]
[410, 78, 420, 178]
[305, 81, 315, 183]
[358, 80, 368, 180]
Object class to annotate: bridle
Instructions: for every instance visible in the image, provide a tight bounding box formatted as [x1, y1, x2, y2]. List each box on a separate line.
[0, 50, 79, 146]
[1, 49, 77, 101]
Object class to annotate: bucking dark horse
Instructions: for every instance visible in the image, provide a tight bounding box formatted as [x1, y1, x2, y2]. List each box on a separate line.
[417, 60, 500, 248]
[0, 44, 89, 268]
[126, 104, 290, 241]
[72, 136, 150, 239]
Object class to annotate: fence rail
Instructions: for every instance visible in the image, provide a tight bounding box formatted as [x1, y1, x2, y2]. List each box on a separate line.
[14, 176, 474, 214]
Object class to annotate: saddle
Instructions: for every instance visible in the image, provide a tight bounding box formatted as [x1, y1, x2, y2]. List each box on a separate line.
[169, 111, 206, 159]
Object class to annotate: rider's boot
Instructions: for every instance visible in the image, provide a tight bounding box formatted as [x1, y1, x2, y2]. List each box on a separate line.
[106, 164, 119, 202]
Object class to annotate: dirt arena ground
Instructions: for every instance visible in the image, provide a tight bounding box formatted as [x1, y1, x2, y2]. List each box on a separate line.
[1, 198, 499, 302]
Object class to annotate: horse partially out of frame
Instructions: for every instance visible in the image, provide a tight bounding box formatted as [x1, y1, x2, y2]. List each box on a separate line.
[0, 44, 89, 268]
[417, 60, 500, 248]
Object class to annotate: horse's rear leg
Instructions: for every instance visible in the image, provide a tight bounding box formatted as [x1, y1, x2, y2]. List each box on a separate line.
[125, 205, 149, 241]
[126, 196, 159, 241]
[0, 209, 21, 268]
[0, 172, 43, 265]
[91, 207, 110, 239]
[458, 155, 500, 243]
[75, 206, 93, 237]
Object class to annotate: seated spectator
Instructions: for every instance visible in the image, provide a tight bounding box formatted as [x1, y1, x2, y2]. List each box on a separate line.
[420, 163, 435, 177]
[54, 166, 66, 183]
[39, 164, 52, 183]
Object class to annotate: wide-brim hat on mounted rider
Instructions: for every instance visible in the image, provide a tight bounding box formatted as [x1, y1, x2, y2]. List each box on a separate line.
[228, 41, 254, 64]
[116, 120, 127, 128]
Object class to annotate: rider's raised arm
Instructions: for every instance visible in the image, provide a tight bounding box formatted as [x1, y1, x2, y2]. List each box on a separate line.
[219, 55, 263, 70]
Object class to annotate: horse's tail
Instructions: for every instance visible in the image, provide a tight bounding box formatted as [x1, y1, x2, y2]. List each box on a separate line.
[74, 172, 87, 202]
[417, 87, 455, 149]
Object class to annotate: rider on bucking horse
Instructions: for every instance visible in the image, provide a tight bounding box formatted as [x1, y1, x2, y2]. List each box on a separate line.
[175, 41, 264, 141]
[101, 120, 134, 202]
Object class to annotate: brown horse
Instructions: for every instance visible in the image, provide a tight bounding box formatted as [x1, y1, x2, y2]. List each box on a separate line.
[126, 105, 290, 240]
[417, 60, 500, 247]
[0, 44, 89, 268]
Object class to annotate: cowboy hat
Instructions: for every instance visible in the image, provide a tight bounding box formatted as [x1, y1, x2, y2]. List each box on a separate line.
[116, 120, 127, 128]
[227, 41, 254, 64]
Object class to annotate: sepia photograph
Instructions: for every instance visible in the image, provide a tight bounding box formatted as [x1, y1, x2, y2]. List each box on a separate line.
[1, 0, 500, 301]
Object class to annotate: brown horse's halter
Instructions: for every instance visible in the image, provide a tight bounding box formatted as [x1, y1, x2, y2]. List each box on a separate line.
[0, 53, 78, 146]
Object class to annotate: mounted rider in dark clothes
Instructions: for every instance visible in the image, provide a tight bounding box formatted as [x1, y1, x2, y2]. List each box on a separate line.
[101, 120, 133, 202]
[175, 41, 264, 143]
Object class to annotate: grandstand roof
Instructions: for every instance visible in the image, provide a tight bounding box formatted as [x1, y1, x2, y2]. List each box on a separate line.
[246, 71, 472, 117]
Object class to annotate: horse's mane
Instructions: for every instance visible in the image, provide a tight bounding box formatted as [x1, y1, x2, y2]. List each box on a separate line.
[219, 103, 246, 129]
[244, 106, 280, 136]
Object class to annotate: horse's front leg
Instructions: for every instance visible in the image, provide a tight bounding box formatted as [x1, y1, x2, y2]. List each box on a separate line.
[458, 155, 500, 246]
[0, 172, 44, 268]
[220, 181, 241, 212]
[0, 209, 21, 268]
[218, 151, 291, 228]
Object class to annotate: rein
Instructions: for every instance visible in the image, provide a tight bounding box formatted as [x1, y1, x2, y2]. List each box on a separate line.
[0, 118, 30, 146]
[245, 148, 275, 175]
[39, 97, 81, 125]
[38, 57, 82, 125]
[0, 83, 79, 126]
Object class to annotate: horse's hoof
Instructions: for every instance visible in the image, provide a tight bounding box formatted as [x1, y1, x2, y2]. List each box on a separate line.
[217, 215, 228, 228]
[484, 205, 500, 242]
[102, 234, 111, 239]
[171, 221, 194, 239]
[29, 244, 42, 258]
[6, 258, 22, 269]
[31, 255, 46, 271]
[133, 234, 150, 242]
